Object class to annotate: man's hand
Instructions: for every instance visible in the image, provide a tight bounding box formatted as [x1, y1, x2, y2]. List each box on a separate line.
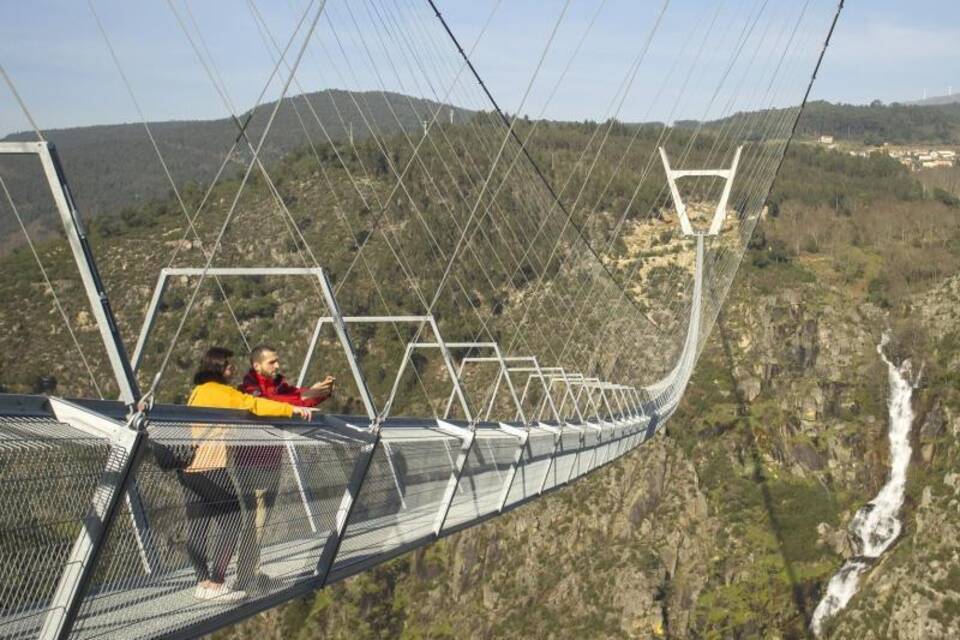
[312, 375, 336, 391]
[302, 375, 335, 400]
[292, 406, 314, 420]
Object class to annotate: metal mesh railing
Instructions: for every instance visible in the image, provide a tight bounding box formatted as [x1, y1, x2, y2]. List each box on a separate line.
[577, 429, 601, 477]
[504, 429, 557, 508]
[332, 425, 460, 578]
[542, 428, 582, 493]
[442, 428, 520, 532]
[0, 415, 114, 640]
[0, 398, 650, 640]
[67, 416, 369, 639]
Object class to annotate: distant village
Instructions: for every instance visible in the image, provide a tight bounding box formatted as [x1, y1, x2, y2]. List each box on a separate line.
[816, 134, 958, 171]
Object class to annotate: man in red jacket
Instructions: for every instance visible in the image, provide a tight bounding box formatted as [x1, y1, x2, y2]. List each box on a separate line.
[233, 344, 335, 592]
[240, 345, 335, 407]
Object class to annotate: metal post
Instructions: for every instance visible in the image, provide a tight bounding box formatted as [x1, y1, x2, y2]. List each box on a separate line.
[432, 420, 475, 536]
[315, 272, 378, 420]
[129, 271, 169, 375]
[598, 386, 620, 465]
[29, 142, 141, 405]
[381, 441, 408, 508]
[496, 422, 528, 512]
[614, 387, 633, 457]
[459, 354, 533, 514]
[624, 386, 642, 453]
[589, 385, 612, 467]
[363, 330, 478, 539]
[567, 376, 597, 478]
[496, 361, 564, 497]
[543, 371, 583, 488]
[131, 267, 380, 540]
[599, 387, 617, 423]
[309, 287, 393, 583]
[610, 386, 627, 422]
[709, 146, 743, 235]
[316, 421, 381, 585]
[297, 316, 327, 387]
[2, 144, 159, 629]
[443, 357, 469, 419]
[309, 286, 385, 584]
[284, 433, 320, 534]
[483, 367, 504, 421]
[633, 388, 646, 418]
[428, 319, 474, 423]
[530, 369, 569, 491]
[626, 387, 640, 419]
[517, 375, 534, 421]
[577, 382, 604, 474]
[379, 320, 473, 422]
[442, 351, 529, 425]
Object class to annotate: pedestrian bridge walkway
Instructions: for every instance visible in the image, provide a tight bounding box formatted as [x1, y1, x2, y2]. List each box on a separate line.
[0, 390, 656, 640]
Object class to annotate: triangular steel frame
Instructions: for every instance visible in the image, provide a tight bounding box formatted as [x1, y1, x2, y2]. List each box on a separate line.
[659, 145, 742, 236]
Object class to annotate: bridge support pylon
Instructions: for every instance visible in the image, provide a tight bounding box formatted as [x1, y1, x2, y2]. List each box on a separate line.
[659, 145, 742, 236]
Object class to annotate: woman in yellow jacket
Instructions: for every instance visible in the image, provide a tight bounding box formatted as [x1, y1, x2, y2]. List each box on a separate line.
[180, 347, 311, 602]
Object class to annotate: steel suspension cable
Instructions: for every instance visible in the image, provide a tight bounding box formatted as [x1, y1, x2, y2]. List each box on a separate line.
[168, 0, 328, 290]
[575, 0, 789, 364]
[299, 2, 542, 360]
[245, 0, 483, 418]
[87, 0, 252, 352]
[319, 3, 534, 344]
[326, 0, 562, 360]
[525, 0, 734, 366]
[425, 0, 648, 318]
[0, 64, 45, 142]
[356, 0, 585, 348]
[149, 0, 326, 392]
[0, 63, 109, 397]
[0, 175, 104, 397]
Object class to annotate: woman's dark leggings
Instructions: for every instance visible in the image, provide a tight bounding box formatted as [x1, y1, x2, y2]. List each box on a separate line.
[178, 469, 241, 583]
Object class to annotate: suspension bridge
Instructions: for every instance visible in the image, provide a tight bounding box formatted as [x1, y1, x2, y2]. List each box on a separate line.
[0, 1, 843, 638]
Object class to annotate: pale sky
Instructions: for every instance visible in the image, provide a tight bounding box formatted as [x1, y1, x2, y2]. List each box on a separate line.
[1, 1, 958, 137]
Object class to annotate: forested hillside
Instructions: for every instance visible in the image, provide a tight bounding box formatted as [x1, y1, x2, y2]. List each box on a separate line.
[0, 90, 473, 249]
[4, 96, 959, 254]
[692, 100, 960, 145]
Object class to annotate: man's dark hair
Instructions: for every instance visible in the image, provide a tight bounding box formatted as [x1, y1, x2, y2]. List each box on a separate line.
[250, 344, 277, 366]
[193, 346, 235, 385]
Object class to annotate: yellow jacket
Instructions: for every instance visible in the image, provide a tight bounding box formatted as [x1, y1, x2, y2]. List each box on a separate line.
[184, 381, 294, 472]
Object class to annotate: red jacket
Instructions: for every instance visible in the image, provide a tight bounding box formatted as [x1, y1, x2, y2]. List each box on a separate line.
[234, 370, 327, 468]
[239, 370, 326, 407]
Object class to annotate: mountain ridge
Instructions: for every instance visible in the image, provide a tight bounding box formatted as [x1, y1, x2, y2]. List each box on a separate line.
[5, 96, 960, 254]
[0, 88, 476, 249]
[905, 92, 960, 107]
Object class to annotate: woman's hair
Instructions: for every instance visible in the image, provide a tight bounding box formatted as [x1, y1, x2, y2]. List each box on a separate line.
[193, 346, 235, 385]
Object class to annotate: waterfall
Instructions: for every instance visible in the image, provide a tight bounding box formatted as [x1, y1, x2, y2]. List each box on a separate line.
[810, 335, 916, 636]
